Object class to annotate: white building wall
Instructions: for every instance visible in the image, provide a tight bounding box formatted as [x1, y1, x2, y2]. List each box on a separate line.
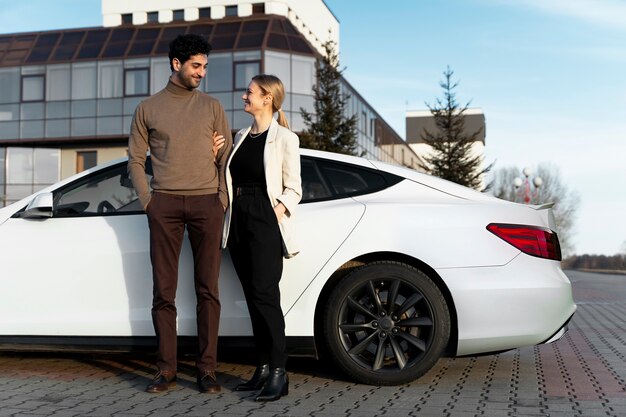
[101, 0, 339, 54]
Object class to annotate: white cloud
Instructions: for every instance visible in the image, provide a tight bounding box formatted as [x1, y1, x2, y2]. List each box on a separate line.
[488, 0, 626, 31]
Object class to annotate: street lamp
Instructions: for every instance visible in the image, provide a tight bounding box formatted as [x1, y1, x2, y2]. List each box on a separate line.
[514, 167, 542, 204]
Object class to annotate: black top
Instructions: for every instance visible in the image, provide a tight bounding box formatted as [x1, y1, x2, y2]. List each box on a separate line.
[230, 130, 268, 189]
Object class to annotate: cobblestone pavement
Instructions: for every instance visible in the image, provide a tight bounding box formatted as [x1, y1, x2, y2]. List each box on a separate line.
[1, 270, 625, 417]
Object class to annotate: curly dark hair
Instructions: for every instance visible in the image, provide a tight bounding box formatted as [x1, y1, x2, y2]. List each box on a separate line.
[168, 34, 212, 72]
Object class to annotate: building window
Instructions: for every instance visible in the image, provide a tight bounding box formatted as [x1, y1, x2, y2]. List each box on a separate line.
[34, 148, 59, 184]
[291, 56, 314, 94]
[5, 147, 59, 205]
[147, 11, 158, 23]
[46, 65, 71, 101]
[124, 68, 149, 96]
[122, 14, 133, 25]
[252, 3, 265, 14]
[205, 54, 233, 92]
[234, 61, 260, 90]
[173, 9, 184, 21]
[6, 147, 33, 204]
[21, 74, 45, 102]
[0, 68, 21, 104]
[76, 151, 97, 172]
[199, 7, 211, 19]
[225, 5, 238, 17]
[71, 62, 97, 100]
[0, 147, 5, 206]
[98, 61, 123, 98]
[7, 147, 32, 184]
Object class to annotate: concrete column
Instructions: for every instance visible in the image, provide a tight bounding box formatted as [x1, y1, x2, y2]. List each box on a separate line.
[238, 3, 253, 17]
[211, 6, 226, 19]
[133, 12, 147, 25]
[265, 1, 289, 17]
[159, 10, 173, 23]
[185, 8, 199, 21]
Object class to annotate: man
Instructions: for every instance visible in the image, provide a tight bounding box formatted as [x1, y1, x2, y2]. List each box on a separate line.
[127, 34, 233, 394]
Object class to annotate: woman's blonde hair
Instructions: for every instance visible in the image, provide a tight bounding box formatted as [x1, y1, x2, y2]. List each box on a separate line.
[252, 74, 289, 129]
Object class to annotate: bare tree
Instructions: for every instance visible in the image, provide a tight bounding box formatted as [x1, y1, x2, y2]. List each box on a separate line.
[488, 166, 520, 202]
[488, 163, 580, 257]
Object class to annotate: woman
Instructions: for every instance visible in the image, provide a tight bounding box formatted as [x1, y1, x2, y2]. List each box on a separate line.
[217, 74, 301, 401]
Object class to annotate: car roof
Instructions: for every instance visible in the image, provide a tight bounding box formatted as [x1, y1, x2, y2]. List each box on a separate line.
[49, 150, 499, 204]
[301, 149, 499, 202]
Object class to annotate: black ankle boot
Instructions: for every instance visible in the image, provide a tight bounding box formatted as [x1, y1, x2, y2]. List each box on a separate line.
[255, 368, 288, 401]
[234, 364, 269, 391]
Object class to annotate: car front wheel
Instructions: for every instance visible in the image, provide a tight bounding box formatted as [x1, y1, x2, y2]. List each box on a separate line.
[322, 261, 450, 385]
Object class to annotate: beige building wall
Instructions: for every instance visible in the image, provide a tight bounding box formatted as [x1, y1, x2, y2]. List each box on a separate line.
[60, 146, 128, 180]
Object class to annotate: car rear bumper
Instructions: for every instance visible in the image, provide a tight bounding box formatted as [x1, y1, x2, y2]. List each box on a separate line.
[438, 254, 577, 356]
[540, 312, 574, 344]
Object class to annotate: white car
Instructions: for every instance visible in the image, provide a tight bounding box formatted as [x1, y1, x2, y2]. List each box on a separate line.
[0, 149, 575, 386]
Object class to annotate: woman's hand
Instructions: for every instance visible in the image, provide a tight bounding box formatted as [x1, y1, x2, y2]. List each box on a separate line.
[212, 131, 225, 159]
[274, 202, 287, 222]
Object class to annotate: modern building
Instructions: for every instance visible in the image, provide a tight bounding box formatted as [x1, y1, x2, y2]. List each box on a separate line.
[0, 0, 423, 207]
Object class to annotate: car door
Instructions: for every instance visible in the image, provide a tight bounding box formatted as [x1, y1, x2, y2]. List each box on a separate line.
[0, 162, 154, 336]
[218, 156, 368, 334]
[0, 156, 378, 339]
[280, 157, 379, 311]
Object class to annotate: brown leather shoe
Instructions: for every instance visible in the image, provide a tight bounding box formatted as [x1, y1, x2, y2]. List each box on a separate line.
[197, 370, 221, 393]
[146, 370, 176, 393]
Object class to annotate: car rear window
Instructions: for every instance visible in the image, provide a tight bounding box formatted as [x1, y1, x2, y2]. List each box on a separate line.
[301, 157, 402, 203]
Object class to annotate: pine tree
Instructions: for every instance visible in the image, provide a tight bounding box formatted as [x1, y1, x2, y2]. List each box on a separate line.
[420, 66, 492, 189]
[299, 38, 358, 155]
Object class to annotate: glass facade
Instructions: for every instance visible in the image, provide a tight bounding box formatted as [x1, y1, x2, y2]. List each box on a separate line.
[0, 68, 20, 104]
[21, 74, 45, 101]
[1, 146, 59, 206]
[0, 147, 4, 204]
[124, 68, 149, 96]
[0, 15, 421, 206]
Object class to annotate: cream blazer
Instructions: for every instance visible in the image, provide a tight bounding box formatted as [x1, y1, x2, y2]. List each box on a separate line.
[222, 118, 302, 257]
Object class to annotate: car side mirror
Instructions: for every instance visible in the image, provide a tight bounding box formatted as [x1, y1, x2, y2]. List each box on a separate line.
[23, 192, 53, 218]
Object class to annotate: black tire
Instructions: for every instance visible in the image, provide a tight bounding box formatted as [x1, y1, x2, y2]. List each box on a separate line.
[322, 261, 450, 385]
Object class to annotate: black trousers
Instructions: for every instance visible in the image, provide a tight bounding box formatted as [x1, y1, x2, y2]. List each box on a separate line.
[228, 187, 287, 368]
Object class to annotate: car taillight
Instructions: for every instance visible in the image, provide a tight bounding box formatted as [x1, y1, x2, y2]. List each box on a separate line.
[486, 223, 562, 261]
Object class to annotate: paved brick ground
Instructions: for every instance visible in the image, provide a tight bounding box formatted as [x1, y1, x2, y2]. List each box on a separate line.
[1, 270, 625, 417]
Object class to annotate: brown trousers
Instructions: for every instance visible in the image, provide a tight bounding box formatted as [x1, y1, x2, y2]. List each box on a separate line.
[147, 192, 223, 373]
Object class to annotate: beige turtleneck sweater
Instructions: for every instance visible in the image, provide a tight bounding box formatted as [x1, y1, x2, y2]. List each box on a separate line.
[127, 80, 233, 210]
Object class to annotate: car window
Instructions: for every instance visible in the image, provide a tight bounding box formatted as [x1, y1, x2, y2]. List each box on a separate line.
[301, 159, 332, 202]
[300, 157, 402, 203]
[53, 161, 152, 217]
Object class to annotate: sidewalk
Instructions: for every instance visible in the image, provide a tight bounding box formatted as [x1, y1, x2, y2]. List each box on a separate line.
[1, 270, 625, 416]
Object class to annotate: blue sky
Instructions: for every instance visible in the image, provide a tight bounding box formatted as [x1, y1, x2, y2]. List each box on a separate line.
[1, 0, 624, 255]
